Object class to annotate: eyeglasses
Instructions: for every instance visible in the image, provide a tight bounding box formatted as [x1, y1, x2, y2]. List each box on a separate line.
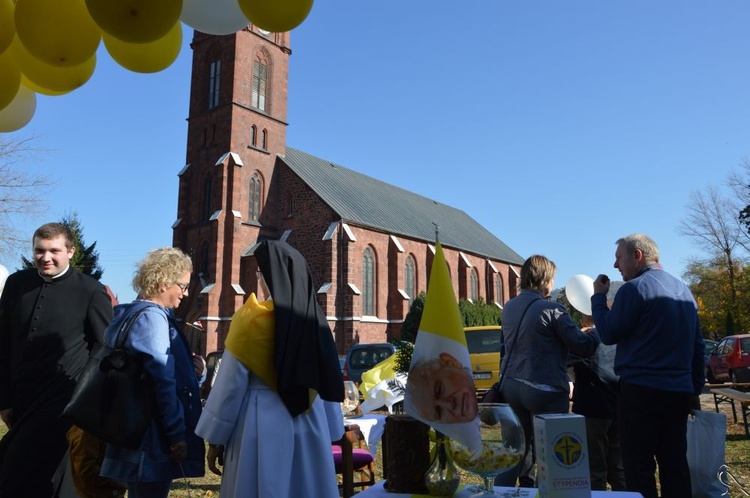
[174, 281, 189, 293]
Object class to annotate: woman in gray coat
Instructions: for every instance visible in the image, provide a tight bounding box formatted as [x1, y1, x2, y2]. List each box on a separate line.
[499, 255, 600, 488]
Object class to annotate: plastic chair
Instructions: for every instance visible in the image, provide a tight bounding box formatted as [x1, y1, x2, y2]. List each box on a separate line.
[333, 424, 376, 498]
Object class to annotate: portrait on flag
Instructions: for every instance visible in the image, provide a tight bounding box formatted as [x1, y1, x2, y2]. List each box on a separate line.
[404, 242, 481, 452]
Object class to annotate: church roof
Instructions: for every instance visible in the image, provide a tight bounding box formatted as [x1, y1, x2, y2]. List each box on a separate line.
[280, 147, 525, 265]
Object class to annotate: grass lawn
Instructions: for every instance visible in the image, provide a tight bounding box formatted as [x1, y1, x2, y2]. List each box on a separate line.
[1, 392, 747, 497]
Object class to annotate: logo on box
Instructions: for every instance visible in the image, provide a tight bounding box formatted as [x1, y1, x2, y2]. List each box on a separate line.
[552, 433, 584, 468]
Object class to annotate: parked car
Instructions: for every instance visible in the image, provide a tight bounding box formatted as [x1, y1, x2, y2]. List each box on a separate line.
[343, 343, 396, 384]
[707, 334, 750, 384]
[464, 325, 502, 395]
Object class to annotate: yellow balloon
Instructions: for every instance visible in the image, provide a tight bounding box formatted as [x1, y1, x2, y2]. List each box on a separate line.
[0, 0, 14, 55]
[15, 0, 101, 67]
[11, 37, 96, 94]
[103, 21, 181, 74]
[0, 84, 36, 133]
[21, 75, 68, 96]
[0, 50, 21, 111]
[85, 0, 182, 43]
[238, 0, 313, 33]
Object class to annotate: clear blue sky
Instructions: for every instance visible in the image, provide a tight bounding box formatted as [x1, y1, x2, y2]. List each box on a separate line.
[3, 0, 749, 304]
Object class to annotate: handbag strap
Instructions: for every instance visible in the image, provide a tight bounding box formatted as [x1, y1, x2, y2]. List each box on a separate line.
[114, 302, 155, 349]
[497, 296, 541, 391]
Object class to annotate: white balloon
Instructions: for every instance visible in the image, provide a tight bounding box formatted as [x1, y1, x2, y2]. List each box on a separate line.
[566, 274, 594, 316]
[0, 264, 9, 295]
[181, 0, 249, 36]
[0, 83, 36, 132]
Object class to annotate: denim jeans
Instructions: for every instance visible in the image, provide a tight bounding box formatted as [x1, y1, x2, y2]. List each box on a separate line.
[500, 377, 570, 488]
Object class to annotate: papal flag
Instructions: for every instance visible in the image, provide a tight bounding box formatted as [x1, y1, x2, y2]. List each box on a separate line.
[404, 242, 481, 452]
[359, 354, 408, 414]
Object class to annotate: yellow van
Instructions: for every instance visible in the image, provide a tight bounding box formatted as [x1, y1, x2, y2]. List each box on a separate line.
[463, 325, 502, 394]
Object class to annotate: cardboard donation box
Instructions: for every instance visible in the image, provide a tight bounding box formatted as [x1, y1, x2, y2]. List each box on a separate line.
[534, 413, 591, 498]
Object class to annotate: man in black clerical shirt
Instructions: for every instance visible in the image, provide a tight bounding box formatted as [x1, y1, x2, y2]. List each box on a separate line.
[0, 223, 113, 498]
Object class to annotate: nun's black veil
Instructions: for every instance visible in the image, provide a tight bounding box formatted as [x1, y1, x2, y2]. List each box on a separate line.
[255, 240, 344, 417]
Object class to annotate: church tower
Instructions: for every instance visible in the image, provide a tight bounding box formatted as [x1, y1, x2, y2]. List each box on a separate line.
[173, 27, 291, 354]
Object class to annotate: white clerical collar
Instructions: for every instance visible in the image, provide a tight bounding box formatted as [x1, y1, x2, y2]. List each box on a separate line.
[39, 265, 70, 283]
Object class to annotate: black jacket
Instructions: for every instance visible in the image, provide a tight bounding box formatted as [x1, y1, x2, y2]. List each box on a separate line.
[569, 341, 619, 419]
[0, 267, 113, 418]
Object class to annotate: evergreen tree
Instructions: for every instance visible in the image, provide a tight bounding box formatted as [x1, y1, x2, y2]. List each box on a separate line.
[398, 292, 426, 343]
[21, 213, 104, 281]
[458, 297, 502, 327]
[398, 293, 502, 343]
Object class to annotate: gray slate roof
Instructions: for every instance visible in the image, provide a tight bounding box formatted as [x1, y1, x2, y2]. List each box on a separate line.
[280, 147, 525, 265]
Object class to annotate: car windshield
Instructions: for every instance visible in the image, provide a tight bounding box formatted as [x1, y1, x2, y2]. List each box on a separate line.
[350, 348, 391, 369]
[465, 329, 502, 354]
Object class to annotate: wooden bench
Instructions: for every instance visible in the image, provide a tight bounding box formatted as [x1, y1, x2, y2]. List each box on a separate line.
[710, 388, 750, 437]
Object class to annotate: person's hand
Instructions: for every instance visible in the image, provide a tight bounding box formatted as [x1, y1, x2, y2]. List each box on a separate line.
[192, 354, 207, 379]
[207, 445, 224, 476]
[169, 440, 188, 462]
[0, 408, 11, 429]
[593, 274, 610, 295]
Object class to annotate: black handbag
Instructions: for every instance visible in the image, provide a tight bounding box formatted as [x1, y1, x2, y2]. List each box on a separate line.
[63, 305, 153, 449]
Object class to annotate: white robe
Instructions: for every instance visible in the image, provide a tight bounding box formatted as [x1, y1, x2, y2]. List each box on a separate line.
[195, 351, 345, 498]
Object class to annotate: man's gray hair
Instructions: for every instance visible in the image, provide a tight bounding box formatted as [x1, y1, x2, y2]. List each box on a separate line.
[617, 234, 660, 263]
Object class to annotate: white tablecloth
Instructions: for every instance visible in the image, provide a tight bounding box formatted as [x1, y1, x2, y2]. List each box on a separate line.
[354, 481, 644, 497]
[345, 414, 387, 456]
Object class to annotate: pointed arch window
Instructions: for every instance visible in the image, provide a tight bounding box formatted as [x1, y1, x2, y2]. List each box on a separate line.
[405, 255, 416, 306]
[208, 59, 221, 109]
[286, 194, 294, 217]
[362, 247, 376, 316]
[470, 268, 479, 301]
[252, 57, 268, 111]
[250, 125, 257, 147]
[248, 172, 262, 221]
[199, 240, 210, 278]
[261, 129, 268, 150]
[202, 174, 213, 220]
[495, 274, 504, 305]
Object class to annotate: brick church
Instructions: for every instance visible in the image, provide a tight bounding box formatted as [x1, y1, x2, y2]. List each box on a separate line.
[173, 26, 525, 356]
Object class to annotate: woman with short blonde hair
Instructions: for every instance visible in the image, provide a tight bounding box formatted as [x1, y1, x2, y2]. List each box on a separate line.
[100, 247, 204, 498]
[132, 247, 193, 298]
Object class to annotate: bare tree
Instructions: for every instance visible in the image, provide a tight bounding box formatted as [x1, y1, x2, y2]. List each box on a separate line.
[0, 135, 52, 257]
[679, 186, 746, 331]
[727, 157, 750, 251]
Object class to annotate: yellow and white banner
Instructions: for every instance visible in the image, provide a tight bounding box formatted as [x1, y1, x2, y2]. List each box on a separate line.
[404, 242, 481, 451]
[359, 354, 408, 414]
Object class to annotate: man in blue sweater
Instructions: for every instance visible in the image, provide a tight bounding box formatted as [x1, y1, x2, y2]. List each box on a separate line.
[592, 234, 704, 498]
